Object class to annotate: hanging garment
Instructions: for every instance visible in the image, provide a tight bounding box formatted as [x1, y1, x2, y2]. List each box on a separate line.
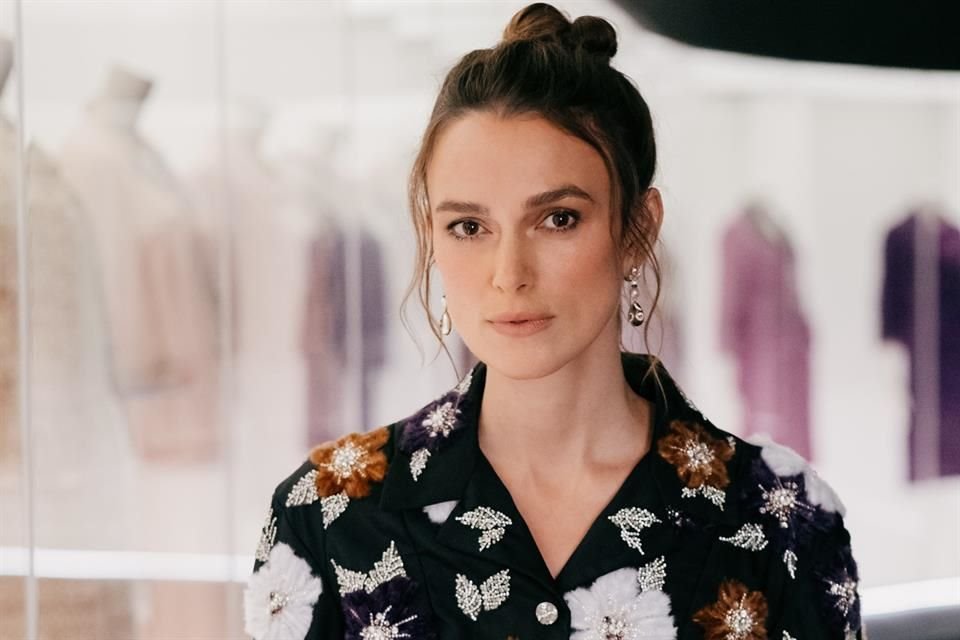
[719, 209, 813, 460]
[302, 224, 387, 443]
[59, 115, 220, 464]
[881, 210, 960, 480]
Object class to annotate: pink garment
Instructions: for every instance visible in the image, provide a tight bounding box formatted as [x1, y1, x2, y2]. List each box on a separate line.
[59, 116, 220, 463]
[719, 208, 813, 460]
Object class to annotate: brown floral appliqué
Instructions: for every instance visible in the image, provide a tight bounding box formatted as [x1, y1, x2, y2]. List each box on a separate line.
[658, 420, 735, 490]
[693, 579, 768, 640]
[309, 426, 390, 499]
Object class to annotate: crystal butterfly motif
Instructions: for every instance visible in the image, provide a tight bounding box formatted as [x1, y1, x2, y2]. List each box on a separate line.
[330, 540, 407, 595]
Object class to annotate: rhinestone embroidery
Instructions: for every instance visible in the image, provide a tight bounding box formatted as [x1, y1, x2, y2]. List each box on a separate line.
[455, 506, 513, 551]
[759, 481, 801, 528]
[782, 632, 797, 640]
[637, 556, 667, 592]
[454, 370, 473, 395]
[784, 550, 798, 579]
[268, 590, 289, 616]
[719, 524, 769, 552]
[828, 577, 858, 616]
[681, 484, 727, 509]
[331, 541, 407, 595]
[255, 508, 278, 563]
[684, 440, 716, 472]
[723, 595, 757, 640]
[455, 570, 511, 621]
[409, 448, 430, 482]
[327, 442, 367, 479]
[423, 402, 460, 438]
[286, 469, 319, 507]
[358, 607, 418, 640]
[608, 507, 661, 554]
[320, 492, 350, 529]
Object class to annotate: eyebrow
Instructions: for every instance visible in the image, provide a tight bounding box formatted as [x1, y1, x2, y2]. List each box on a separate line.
[433, 184, 595, 216]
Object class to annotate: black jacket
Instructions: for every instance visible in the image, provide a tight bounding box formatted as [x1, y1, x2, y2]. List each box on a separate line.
[244, 352, 863, 639]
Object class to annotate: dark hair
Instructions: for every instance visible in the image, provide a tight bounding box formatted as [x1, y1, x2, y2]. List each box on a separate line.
[402, 2, 664, 383]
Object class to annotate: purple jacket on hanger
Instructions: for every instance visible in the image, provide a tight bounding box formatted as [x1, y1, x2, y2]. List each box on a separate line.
[719, 209, 813, 460]
[881, 211, 960, 480]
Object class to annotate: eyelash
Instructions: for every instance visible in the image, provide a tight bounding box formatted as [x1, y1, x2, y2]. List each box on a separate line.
[445, 209, 582, 242]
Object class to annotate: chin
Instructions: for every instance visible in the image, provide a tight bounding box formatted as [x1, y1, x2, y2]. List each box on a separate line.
[466, 333, 582, 381]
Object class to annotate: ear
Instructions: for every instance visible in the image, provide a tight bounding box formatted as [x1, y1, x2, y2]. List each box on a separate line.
[621, 187, 664, 276]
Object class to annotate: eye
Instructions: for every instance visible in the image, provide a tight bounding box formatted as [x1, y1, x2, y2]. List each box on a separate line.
[447, 219, 484, 241]
[542, 209, 581, 232]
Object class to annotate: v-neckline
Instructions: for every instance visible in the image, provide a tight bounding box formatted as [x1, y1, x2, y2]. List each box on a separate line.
[471, 392, 664, 589]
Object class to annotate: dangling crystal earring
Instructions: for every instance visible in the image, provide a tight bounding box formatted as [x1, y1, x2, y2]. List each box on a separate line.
[440, 294, 452, 336]
[626, 266, 645, 327]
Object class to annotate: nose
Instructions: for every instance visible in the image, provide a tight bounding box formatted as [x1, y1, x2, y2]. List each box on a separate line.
[491, 232, 532, 293]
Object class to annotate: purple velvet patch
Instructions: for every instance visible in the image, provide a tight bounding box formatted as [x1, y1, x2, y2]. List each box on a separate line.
[814, 543, 862, 635]
[342, 576, 436, 640]
[742, 457, 837, 553]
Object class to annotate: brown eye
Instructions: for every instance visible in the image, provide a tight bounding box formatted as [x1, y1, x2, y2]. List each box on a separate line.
[542, 209, 581, 232]
[447, 219, 483, 241]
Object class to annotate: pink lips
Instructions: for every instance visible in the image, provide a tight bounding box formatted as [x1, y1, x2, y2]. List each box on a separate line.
[487, 313, 554, 337]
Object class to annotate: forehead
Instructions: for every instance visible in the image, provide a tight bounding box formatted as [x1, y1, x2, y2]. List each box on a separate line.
[426, 111, 609, 207]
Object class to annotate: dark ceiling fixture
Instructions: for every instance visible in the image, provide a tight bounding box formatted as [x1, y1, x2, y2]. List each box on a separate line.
[613, 0, 960, 71]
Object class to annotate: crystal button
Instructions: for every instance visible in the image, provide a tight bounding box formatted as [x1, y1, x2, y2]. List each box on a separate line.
[535, 601, 558, 625]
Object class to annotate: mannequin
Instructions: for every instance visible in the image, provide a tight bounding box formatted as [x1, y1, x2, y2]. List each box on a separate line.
[59, 66, 220, 465]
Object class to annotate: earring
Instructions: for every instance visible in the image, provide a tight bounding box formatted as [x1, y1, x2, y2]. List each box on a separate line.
[626, 266, 645, 327]
[440, 294, 452, 336]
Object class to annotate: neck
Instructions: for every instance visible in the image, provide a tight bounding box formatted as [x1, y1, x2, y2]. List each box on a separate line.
[477, 336, 652, 480]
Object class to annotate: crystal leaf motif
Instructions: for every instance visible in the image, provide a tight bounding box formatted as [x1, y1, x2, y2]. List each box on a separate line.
[286, 469, 319, 507]
[331, 541, 407, 595]
[455, 506, 513, 551]
[608, 507, 661, 554]
[455, 570, 510, 621]
[719, 523, 769, 552]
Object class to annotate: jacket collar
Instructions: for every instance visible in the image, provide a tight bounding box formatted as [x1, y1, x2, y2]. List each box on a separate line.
[379, 351, 744, 530]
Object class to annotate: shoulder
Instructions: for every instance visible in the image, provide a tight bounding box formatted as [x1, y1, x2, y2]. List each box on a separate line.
[269, 424, 398, 527]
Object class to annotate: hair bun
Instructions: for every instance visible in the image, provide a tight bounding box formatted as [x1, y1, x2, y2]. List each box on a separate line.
[569, 15, 617, 61]
[502, 3, 570, 43]
[502, 3, 617, 63]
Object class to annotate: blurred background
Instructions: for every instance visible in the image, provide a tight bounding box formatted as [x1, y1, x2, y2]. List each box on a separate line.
[0, 1, 957, 638]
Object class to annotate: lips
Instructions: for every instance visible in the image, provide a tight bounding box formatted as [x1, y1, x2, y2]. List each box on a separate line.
[487, 313, 555, 337]
[488, 312, 553, 323]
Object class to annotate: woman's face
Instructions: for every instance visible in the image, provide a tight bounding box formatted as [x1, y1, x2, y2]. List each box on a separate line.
[427, 111, 644, 378]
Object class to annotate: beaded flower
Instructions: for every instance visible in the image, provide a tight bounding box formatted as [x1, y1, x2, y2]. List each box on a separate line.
[309, 426, 390, 499]
[244, 542, 323, 640]
[563, 567, 677, 640]
[342, 575, 435, 640]
[657, 420, 735, 508]
[692, 579, 768, 640]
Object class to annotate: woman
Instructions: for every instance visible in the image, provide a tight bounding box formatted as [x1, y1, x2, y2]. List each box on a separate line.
[244, 4, 863, 639]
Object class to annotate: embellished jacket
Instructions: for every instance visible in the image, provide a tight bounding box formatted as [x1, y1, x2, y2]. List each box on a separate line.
[244, 352, 864, 640]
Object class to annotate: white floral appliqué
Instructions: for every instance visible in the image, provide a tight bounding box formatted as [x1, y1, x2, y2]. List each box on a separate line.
[244, 542, 323, 640]
[564, 567, 677, 640]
